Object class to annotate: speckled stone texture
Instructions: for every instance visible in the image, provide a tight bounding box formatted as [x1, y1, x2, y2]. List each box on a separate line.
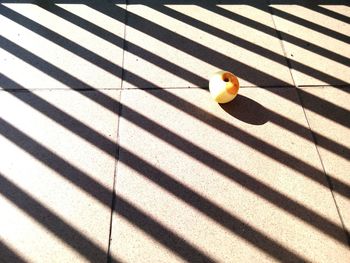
[300, 86, 350, 239]
[122, 3, 293, 88]
[110, 88, 349, 262]
[0, 88, 119, 262]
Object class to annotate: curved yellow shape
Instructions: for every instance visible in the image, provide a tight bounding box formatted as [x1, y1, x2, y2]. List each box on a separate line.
[209, 71, 240, 104]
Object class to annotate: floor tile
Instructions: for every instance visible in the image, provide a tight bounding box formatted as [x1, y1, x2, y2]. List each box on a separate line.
[110, 88, 349, 262]
[122, 2, 293, 88]
[0, 88, 119, 262]
[300, 86, 350, 237]
[0, 2, 125, 90]
[270, 3, 350, 86]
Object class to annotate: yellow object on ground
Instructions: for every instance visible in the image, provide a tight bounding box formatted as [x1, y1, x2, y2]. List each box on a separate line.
[209, 71, 240, 104]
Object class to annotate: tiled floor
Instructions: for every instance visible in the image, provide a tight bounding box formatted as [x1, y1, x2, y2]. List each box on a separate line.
[0, 1, 349, 262]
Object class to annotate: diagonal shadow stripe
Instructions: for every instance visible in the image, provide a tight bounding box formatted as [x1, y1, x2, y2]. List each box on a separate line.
[186, 3, 350, 86]
[269, 96, 350, 161]
[2, 31, 350, 204]
[113, 192, 300, 263]
[0, 170, 202, 263]
[1, 33, 349, 202]
[113, 195, 218, 263]
[0, 240, 28, 263]
[89, 3, 350, 122]
[127, 3, 350, 127]
[268, 5, 350, 45]
[1, 2, 348, 245]
[156, 4, 349, 70]
[0, 172, 110, 262]
[203, 4, 350, 86]
[124, 0, 350, 4]
[309, 4, 350, 25]
[94, 3, 349, 86]
[0, 0, 350, 258]
[1, 74, 349, 247]
[0, 4, 123, 83]
[0, 114, 113, 205]
[127, 73, 350, 201]
[0, 117, 306, 262]
[0, 0, 349, 4]
[6, 2, 347, 133]
[119, 89, 350, 246]
[14, 2, 347, 162]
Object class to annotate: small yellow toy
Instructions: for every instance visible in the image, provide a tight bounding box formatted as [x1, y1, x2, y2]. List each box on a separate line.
[209, 71, 240, 104]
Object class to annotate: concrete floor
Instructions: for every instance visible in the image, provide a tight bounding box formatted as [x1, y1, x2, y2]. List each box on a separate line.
[0, 0, 349, 262]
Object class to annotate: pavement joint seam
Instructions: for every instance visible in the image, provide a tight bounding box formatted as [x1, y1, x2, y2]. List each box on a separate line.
[267, 0, 297, 89]
[268, 0, 350, 246]
[120, 1, 129, 91]
[296, 87, 350, 247]
[1, 85, 349, 92]
[107, 1, 129, 262]
[106, 90, 124, 263]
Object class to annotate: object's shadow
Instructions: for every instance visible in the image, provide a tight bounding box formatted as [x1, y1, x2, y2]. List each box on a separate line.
[220, 94, 269, 125]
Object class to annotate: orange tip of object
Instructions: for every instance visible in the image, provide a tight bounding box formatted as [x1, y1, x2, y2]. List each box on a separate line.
[222, 72, 239, 95]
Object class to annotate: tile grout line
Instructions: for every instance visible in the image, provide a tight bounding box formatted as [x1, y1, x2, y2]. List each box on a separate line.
[0, 84, 349, 93]
[106, 1, 129, 262]
[1, 84, 349, 93]
[267, 0, 297, 88]
[297, 90, 350, 246]
[106, 92, 123, 263]
[119, 1, 129, 92]
[267, 0, 350, 246]
[298, 85, 350, 89]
